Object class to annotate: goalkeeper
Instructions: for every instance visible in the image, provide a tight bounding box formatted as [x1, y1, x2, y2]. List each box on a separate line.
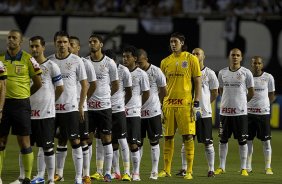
[158, 32, 202, 180]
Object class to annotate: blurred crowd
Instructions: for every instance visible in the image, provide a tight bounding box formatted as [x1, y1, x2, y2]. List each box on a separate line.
[0, 0, 282, 18]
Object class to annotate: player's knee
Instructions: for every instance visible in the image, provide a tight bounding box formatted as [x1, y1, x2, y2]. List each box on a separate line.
[164, 136, 174, 141]
[149, 139, 159, 146]
[220, 140, 228, 144]
[20, 147, 32, 154]
[102, 141, 112, 146]
[183, 135, 193, 141]
[204, 139, 213, 146]
[238, 139, 247, 145]
[71, 143, 81, 149]
[129, 144, 138, 152]
[112, 143, 119, 151]
[43, 148, 54, 156]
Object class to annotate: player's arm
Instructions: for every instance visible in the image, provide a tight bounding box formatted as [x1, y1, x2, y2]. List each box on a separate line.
[142, 90, 150, 105]
[158, 86, 167, 105]
[111, 80, 119, 96]
[0, 79, 6, 118]
[247, 87, 254, 102]
[193, 76, 201, 102]
[124, 86, 132, 105]
[87, 81, 97, 99]
[55, 85, 64, 101]
[210, 89, 218, 103]
[268, 91, 275, 104]
[79, 79, 88, 109]
[30, 74, 42, 95]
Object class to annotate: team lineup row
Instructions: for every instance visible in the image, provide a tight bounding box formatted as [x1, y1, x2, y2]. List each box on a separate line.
[0, 30, 274, 184]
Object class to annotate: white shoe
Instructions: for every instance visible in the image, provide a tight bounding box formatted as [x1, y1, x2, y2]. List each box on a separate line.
[149, 172, 158, 180]
[132, 173, 141, 181]
[10, 179, 23, 184]
[0, 178, 2, 184]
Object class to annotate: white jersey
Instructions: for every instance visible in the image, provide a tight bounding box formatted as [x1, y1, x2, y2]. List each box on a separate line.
[49, 53, 87, 113]
[125, 67, 150, 117]
[85, 55, 119, 111]
[111, 64, 132, 113]
[30, 59, 63, 119]
[77, 57, 97, 111]
[141, 64, 166, 118]
[247, 72, 275, 115]
[218, 66, 254, 116]
[200, 67, 219, 118]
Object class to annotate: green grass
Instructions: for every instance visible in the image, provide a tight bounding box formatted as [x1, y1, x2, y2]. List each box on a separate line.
[2, 130, 282, 184]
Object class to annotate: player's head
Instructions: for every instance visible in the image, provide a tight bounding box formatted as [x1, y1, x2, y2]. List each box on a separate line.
[122, 45, 138, 69]
[229, 48, 243, 68]
[136, 48, 149, 70]
[251, 56, 263, 74]
[7, 29, 23, 51]
[69, 36, 80, 55]
[192, 48, 205, 63]
[104, 49, 117, 61]
[89, 34, 104, 53]
[170, 32, 187, 53]
[54, 31, 70, 55]
[29, 36, 46, 59]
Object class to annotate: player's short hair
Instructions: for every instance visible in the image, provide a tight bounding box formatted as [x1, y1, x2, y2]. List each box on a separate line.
[54, 31, 69, 42]
[69, 36, 80, 45]
[123, 45, 138, 57]
[104, 49, 117, 61]
[171, 32, 185, 42]
[89, 34, 104, 43]
[251, 55, 263, 62]
[29, 36, 46, 46]
[137, 48, 148, 59]
[9, 29, 23, 40]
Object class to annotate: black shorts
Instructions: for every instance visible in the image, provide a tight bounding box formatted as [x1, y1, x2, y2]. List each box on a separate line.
[196, 117, 213, 144]
[126, 117, 141, 145]
[31, 118, 55, 149]
[0, 98, 31, 136]
[141, 115, 162, 141]
[55, 111, 80, 140]
[248, 114, 271, 141]
[219, 115, 248, 142]
[112, 111, 127, 144]
[79, 111, 89, 140]
[88, 108, 112, 136]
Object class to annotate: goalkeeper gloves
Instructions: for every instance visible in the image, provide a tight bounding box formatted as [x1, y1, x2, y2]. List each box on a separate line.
[193, 101, 202, 121]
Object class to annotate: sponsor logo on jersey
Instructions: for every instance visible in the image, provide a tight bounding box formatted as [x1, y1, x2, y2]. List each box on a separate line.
[88, 100, 102, 108]
[56, 104, 66, 110]
[182, 61, 188, 68]
[168, 99, 183, 105]
[222, 107, 236, 114]
[248, 108, 262, 113]
[141, 110, 150, 117]
[31, 110, 40, 117]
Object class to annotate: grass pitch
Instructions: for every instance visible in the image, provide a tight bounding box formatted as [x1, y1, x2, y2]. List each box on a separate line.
[1, 130, 282, 184]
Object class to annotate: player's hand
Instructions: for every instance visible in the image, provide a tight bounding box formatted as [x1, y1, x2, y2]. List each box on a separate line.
[193, 101, 202, 121]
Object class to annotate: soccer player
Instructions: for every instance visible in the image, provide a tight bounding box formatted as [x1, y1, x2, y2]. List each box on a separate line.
[158, 32, 202, 180]
[123, 45, 150, 181]
[69, 36, 97, 184]
[86, 34, 119, 182]
[104, 49, 132, 181]
[246, 56, 275, 175]
[28, 36, 64, 184]
[215, 48, 254, 176]
[177, 48, 218, 177]
[49, 31, 88, 184]
[0, 30, 42, 184]
[136, 49, 167, 180]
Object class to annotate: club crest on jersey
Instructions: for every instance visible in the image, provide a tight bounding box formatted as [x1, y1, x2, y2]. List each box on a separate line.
[65, 62, 73, 70]
[236, 73, 243, 80]
[15, 65, 23, 74]
[182, 61, 188, 68]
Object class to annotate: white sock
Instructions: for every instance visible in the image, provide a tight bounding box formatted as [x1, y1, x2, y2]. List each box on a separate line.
[139, 146, 143, 160]
[246, 140, 253, 171]
[112, 149, 120, 174]
[96, 139, 104, 174]
[118, 138, 130, 174]
[181, 143, 187, 170]
[205, 144, 215, 172]
[219, 142, 228, 170]
[239, 144, 248, 170]
[44, 150, 55, 182]
[56, 145, 67, 177]
[151, 144, 160, 173]
[88, 143, 92, 163]
[263, 140, 272, 169]
[37, 147, 46, 178]
[19, 153, 25, 179]
[103, 144, 113, 175]
[82, 145, 90, 176]
[131, 150, 140, 174]
[72, 146, 83, 180]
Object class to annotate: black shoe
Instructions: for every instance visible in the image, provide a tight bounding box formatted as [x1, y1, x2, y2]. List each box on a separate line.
[176, 169, 186, 176]
[22, 178, 31, 184]
[208, 171, 215, 177]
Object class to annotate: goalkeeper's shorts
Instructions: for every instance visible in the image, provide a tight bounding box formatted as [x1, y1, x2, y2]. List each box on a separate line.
[162, 107, 195, 136]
